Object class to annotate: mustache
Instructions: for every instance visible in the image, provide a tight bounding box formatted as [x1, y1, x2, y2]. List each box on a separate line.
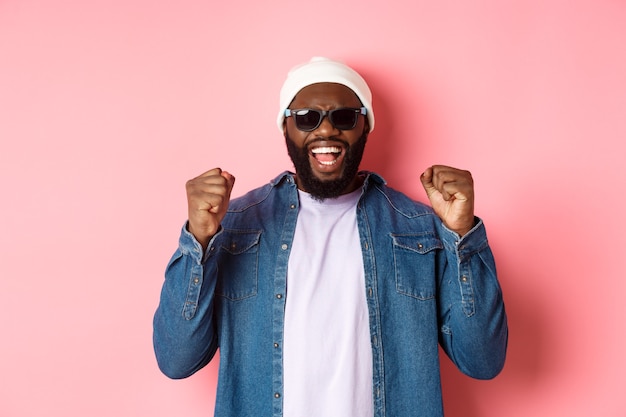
[305, 137, 350, 148]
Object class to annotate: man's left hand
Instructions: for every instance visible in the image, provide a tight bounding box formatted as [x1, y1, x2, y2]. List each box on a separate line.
[420, 165, 475, 237]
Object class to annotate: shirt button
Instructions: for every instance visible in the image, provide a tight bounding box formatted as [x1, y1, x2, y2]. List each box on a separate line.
[461, 276, 468, 282]
[290, 204, 296, 209]
[274, 393, 281, 398]
[281, 244, 288, 250]
[274, 343, 279, 348]
[276, 294, 283, 299]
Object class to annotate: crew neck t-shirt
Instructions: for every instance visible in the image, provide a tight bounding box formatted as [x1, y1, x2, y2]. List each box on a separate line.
[283, 188, 373, 417]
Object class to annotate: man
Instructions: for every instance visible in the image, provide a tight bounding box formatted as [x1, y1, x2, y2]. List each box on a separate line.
[153, 57, 508, 417]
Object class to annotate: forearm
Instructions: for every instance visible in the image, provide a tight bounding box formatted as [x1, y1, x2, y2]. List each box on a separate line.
[437, 219, 508, 379]
[153, 225, 220, 379]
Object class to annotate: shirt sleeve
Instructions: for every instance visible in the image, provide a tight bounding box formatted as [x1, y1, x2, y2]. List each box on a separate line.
[152, 223, 222, 379]
[436, 217, 508, 379]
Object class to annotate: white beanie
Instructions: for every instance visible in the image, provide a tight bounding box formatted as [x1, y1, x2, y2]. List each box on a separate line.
[277, 57, 375, 132]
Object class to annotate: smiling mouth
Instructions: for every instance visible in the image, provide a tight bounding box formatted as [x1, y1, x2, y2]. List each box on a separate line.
[310, 145, 343, 166]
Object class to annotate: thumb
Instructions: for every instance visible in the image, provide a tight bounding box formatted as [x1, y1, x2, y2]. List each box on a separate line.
[420, 167, 436, 195]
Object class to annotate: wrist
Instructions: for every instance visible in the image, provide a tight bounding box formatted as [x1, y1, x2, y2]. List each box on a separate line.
[186, 222, 213, 250]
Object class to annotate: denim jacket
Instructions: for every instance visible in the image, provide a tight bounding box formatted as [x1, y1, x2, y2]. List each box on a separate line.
[153, 171, 508, 417]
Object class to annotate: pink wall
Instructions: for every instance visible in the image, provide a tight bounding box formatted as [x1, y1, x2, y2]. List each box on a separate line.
[1, 0, 625, 416]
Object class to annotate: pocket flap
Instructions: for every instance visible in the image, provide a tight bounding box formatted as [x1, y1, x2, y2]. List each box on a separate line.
[391, 234, 442, 254]
[221, 230, 262, 255]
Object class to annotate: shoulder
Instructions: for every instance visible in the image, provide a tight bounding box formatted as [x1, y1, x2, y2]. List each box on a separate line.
[228, 171, 295, 213]
[362, 172, 434, 219]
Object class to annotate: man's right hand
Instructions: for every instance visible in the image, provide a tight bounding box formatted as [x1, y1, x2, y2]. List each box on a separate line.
[186, 168, 235, 250]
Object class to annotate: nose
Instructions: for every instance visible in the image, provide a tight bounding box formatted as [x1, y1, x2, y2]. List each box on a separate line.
[313, 114, 340, 136]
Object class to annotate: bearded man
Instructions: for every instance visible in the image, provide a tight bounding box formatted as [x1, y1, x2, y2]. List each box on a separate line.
[153, 57, 508, 417]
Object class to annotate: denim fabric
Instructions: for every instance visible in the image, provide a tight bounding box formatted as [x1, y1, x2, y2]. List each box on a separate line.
[153, 171, 508, 417]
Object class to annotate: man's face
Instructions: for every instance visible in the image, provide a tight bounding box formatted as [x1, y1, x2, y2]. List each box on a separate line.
[283, 82, 369, 200]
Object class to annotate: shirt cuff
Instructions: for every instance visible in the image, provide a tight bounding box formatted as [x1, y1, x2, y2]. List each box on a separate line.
[179, 222, 223, 264]
[439, 217, 490, 256]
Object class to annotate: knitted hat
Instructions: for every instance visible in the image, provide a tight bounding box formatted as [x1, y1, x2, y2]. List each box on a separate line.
[277, 57, 375, 132]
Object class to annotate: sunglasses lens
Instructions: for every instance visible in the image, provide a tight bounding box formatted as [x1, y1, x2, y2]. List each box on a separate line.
[294, 109, 322, 131]
[330, 109, 358, 130]
[290, 108, 361, 131]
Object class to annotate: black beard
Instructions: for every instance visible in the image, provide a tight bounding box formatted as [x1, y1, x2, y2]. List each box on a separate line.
[285, 132, 367, 201]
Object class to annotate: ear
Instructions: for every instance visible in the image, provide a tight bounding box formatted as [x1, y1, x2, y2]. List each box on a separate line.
[363, 119, 371, 138]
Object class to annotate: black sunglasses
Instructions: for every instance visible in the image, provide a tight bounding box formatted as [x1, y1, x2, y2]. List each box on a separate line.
[284, 107, 367, 132]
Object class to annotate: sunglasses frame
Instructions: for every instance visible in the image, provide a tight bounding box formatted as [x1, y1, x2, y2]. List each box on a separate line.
[284, 107, 367, 132]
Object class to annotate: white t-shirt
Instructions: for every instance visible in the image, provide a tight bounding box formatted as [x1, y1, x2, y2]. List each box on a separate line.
[283, 189, 373, 417]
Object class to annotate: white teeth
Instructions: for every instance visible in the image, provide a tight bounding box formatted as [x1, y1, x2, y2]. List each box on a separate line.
[311, 145, 341, 166]
[311, 146, 341, 154]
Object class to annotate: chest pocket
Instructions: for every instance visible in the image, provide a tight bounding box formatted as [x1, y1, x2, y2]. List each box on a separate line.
[391, 233, 443, 300]
[215, 230, 261, 301]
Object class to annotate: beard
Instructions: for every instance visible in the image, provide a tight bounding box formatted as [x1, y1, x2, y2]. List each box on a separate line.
[285, 131, 367, 201]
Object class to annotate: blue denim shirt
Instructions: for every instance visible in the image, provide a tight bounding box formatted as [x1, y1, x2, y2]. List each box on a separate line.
[153, 171, 508, 417]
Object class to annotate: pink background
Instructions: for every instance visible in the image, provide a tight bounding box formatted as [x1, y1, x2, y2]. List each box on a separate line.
[1, 0, 625, 416]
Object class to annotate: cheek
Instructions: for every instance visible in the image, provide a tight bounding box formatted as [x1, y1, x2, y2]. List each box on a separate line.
[347, 126, 367, 144]
[345, 118, 368, 141]
[285, 124, 309, 147]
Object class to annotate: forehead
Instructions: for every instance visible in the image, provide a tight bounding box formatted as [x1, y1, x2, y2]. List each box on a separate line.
[290, 82, 361, 108]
